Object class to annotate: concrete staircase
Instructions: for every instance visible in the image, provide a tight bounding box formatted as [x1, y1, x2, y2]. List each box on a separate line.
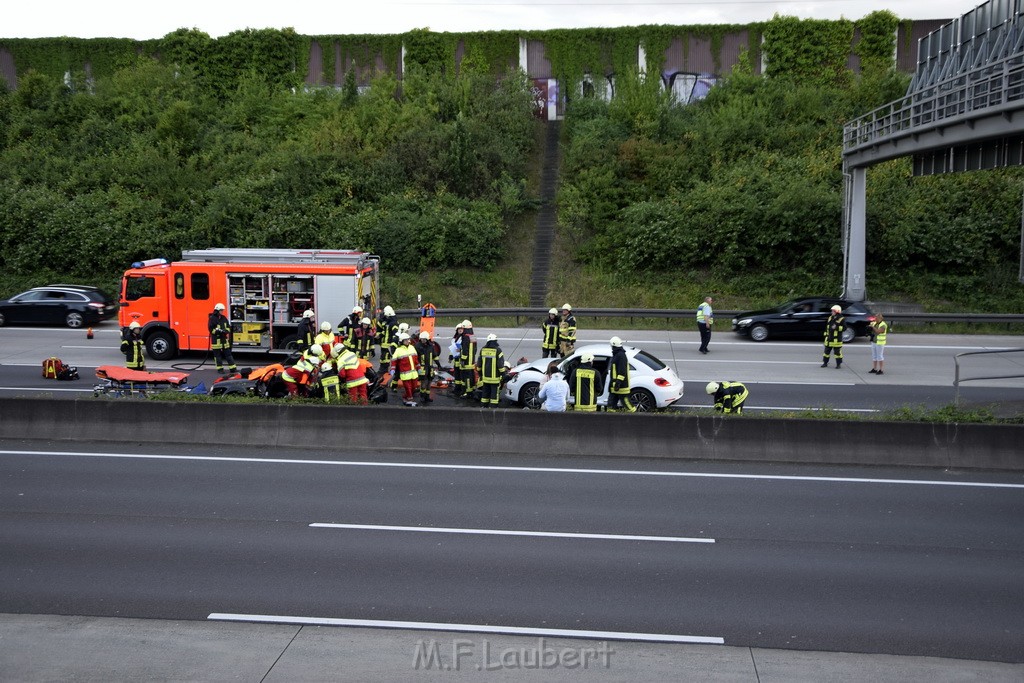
[527, 121, 561, 310]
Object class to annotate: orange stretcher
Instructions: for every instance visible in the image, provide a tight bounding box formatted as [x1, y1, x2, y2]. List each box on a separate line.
[93, 365, 191, 397]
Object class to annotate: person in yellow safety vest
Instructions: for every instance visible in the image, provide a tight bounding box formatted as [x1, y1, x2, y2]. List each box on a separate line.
[869, 312, 888, 375]
[121, 321, 146, 370]
[559, 304, 577, 358]
[208, 303, 238, 374]
[706, 381, 748, 414]
[822, 305, 845, 369]
[607, 336, 635, 412]
[336, 344, 369, 404]
[320, 360, 343, 402]
[314, 321, 334, 357]
[567, 353, 603, 412]
[696, 296, 714, 354]
[415, 331, 442, 404]
[282, 345, 323, 397]
[476, 333, 505, 407]
[457, 322, 477, 399]
[541, 308, 560, 358]
[339, 306, 363, 348]
[390, 333, 420, 406]
[296, 308, 316, 353]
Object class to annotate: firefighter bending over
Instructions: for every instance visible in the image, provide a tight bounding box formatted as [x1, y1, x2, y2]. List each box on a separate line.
[706, 381, 748, 414]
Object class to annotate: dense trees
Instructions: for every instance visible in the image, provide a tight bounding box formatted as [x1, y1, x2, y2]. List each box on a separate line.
[557, 69, 1024, 309]
[0, 58, 537, 291]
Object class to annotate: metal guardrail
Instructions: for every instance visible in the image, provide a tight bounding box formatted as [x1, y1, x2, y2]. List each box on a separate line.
[395, 307, 1024, 327]
[954, 348, 1024, 405]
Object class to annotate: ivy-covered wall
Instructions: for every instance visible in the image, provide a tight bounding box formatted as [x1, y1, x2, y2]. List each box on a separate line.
[0, 13, 913, 91]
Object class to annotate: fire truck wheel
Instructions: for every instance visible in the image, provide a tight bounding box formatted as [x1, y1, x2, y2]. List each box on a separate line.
[145, 330, 177, 361]
[279, 334, 299, 351]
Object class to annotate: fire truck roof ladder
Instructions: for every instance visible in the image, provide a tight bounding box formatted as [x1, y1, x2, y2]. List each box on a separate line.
[179, 248, 377, 266]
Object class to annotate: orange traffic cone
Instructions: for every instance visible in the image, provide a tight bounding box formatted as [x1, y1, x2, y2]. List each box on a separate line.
[86, 327, 94, 339]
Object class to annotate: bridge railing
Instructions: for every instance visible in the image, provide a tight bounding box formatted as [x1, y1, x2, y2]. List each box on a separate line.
[843, 49, 1024, 154]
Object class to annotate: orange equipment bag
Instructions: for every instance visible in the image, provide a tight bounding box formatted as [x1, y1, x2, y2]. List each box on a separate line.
[42, 357, 64, 379]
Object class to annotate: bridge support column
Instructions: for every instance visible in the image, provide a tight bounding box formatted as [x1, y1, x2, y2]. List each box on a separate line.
[844, 165, 867, 301]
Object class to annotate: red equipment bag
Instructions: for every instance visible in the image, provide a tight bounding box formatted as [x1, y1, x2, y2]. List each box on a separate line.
[42, 357, 64, 379]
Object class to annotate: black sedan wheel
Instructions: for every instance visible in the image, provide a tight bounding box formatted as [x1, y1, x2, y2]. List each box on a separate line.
[749, 324, 769, 342]
[65, 311, 85, 328]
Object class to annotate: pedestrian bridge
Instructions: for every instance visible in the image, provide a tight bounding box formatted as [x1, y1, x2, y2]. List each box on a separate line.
[841, 0, 1024, 300]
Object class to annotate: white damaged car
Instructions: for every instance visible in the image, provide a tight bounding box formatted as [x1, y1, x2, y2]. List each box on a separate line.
[502, 343, 684, 411]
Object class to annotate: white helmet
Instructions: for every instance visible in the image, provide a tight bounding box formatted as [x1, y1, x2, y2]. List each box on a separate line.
[303, 309, 315, 319]
[383, 305, 396, 317]
[320, 321, 332, 332]
[831, 305, 842, 313]
[706, 382, 720, 395]
[360, 317, 371, 325]
[548, 308, 558, 315]
[487, 333, 497, 341]
[581, 353, 594, 364]
[610, 336, 622, 347]
[461, 320, 472, 328]
[398, 332, 411, 342]
[419, 331, 430, 340]
[352, 306, 363, 314]
[309, 345, 325, 358]
[321, 361, 333, 372]
[398, 322, 410, 333]
[214, 302, 225, 311]
[332, 343, 344, 356]
[128, 321, 141, 330]
[562, 303, 572, 311]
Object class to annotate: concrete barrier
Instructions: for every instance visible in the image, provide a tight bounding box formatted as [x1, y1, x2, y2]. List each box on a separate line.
[1, 398, 1021, 471]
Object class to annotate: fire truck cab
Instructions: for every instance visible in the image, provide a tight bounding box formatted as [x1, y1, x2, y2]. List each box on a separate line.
[119, 248, 380, 360]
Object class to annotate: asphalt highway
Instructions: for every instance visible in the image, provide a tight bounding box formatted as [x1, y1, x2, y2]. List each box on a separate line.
[1, 442, 1022, 663]
[2, 322, 1024, 413]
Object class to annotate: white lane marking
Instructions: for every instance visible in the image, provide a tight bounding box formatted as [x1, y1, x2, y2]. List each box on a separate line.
[207, 613, 725, 644]
[0, 386, 94, 393]
[310, 523, 713, 544]
[61, 345, 120, 350]
[668, 404, 879, 414]
[1, 450, 1021, 489]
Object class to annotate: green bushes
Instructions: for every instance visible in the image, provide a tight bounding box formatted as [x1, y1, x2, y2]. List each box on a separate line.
[557, 65, 1024, 310]
[0, 58, 536, 293]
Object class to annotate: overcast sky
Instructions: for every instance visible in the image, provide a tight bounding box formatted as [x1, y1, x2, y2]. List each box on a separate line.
[2, 1, 979, 40]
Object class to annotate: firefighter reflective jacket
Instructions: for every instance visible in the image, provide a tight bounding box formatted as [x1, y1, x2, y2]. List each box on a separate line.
[713, 381, 748, 414]
[320, 362, 343, 401]
[208, 312, 232, 350]
[569, 363, 602, 411]
[541, 316, 560, 351]
[559, 314, 578, 345]
[824, 314, 845, 347]
[609, 347, 630, 395]
[296, 317, 315, 352]
[458, 335, 477, 372]
[477, 341, 505, 384]
[121, 333, 145, 370]
[391, 344, 420, 381]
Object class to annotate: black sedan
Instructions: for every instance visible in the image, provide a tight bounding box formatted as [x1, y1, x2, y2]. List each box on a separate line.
[0, 285, 119, 328]
[731, 297, 876, 343]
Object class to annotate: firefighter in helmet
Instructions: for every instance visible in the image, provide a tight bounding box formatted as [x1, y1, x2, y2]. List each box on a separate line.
[208, 302, 237, 374]
[706, 381, 748, 414]
[121, 321, 146, 370]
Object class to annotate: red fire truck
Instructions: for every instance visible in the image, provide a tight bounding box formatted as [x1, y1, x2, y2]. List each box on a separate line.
[119, 248, 380, 360]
